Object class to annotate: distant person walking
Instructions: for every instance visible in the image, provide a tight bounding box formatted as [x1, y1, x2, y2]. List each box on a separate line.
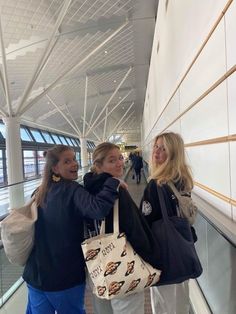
[132, 152, 143, 184]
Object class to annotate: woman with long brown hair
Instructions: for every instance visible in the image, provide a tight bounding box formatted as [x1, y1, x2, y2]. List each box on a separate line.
[23, 144, 121, 314]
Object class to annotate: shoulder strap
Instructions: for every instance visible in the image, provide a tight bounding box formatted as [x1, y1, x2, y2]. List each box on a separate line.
[156, 185, 170, 222]
[167, 181, 181, 200]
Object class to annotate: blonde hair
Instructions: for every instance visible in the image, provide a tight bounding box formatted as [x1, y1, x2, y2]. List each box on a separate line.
[91, 142, 120, 173]
[150, 132, 193, 192]
[35, 145, 74, 207]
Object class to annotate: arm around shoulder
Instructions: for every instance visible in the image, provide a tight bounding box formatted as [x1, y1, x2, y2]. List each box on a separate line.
[73, 178, 120, 220]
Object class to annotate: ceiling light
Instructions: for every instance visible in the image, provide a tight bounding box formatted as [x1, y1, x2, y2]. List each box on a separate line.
[104, 50, 108, 54]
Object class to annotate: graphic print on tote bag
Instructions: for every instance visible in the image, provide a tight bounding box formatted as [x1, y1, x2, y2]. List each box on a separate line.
[125, 278, 141, 293]
[97, 286, 107, 297]
[121, 244, 127, 257]
[85, 248, 100, 261]
[104, 261, 121, 276]
[144, 273, 156, 287]
[125, 261, 135, 276]
[108, 281, 125, 296]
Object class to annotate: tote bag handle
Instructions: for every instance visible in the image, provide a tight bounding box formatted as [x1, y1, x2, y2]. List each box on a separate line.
[156, 185, 171, 222]
[100, 199, 119, 235]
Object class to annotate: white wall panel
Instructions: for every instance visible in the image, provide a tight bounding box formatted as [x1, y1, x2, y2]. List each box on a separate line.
[181, 82, 228, 143]
[230, 142, 236, 221]
[225, 0, 236, 70]
[180, 20, 226, 112]
[227, 72, 236, 134]
[193, 185, 232, 218]
[156, 90, 180, 133]
[187, 144, 231, 217]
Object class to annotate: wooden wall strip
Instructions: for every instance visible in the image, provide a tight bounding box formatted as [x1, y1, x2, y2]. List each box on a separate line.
[194, 181, 236, 206]
[185, 134, 236, 147]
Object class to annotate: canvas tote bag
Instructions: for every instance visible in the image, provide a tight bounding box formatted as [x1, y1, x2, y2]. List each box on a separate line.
[81, 200, 161, 300]
[1, 197, 37, 266]
[152, 186, 202, 286]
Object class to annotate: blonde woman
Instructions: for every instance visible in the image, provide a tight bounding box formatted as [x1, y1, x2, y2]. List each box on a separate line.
[84, 142, 160, 314]
[140, 132, 194, 314]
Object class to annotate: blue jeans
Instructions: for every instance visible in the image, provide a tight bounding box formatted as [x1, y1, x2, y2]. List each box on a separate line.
[26, 283, 86, 314]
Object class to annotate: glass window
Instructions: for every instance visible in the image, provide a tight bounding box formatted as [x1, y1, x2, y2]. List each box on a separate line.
[65, 137, 74, 146]
[30, 129, 45, 143]
[41, 131, 55, 144]
[58, 135, 68, 145]
[20, 127, 33, 141]
[71, 138, 78, 146]
[0, 150, 4, 184]
[51, 134, 62, 144]
[0, 123, 6, 138]
[23, 150, 36, 178]
[76, 152, 81, 167]
[37, 150, 46, 175]
[74, 139, 80, 146]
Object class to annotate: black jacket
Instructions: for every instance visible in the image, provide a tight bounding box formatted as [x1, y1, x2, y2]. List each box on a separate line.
[132, 155, 143, 170]
[23, 178, 119, 291]
[84, 172, 161, 269]
[140, 179, 178, 226]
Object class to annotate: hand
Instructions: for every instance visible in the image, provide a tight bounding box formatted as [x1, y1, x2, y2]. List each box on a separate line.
[113, 178, 128, 190]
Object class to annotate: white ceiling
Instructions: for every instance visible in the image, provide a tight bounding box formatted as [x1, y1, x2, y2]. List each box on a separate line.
[0, 0, 158, 145]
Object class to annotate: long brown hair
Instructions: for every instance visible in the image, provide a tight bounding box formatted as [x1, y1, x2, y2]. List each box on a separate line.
[91, 142, 120, 173]
[35, 145, 74, 207]
[151, 132, 193, 192]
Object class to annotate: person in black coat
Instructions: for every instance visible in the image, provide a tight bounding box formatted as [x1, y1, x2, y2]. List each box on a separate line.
[23, 145, 122, 314]
[132, 152, 143, 184]
[84, 142, 161, 314]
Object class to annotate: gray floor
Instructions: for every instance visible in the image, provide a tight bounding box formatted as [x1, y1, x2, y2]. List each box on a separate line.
[125, 168, 147, 207]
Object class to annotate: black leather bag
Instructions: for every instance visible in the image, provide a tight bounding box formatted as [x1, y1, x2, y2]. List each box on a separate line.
[152, 186, 202, 285]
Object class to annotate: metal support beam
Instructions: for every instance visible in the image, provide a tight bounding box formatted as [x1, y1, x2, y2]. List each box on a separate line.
[85, 66, 132, 136]
[105, 102, 134, 141]
[82, 116, 101, 142]
[82, 75, 88, 136]
[65, 103, 81, 135]
[103, 107, 108, 141]
[46, 94, 81, 137]
[117, 110, 135, 131]
[0, 15, 12, 116]
[16, 0, 73, 115]
[19, 21, 128, 116]
[93, 90, 132, 131]
[88, 103, 98, 127]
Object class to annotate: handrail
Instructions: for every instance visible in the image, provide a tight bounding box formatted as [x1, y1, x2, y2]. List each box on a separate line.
[0, 166, 88, 189]
[0, 175, 42, 189]
[192, 192, 236, 247]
